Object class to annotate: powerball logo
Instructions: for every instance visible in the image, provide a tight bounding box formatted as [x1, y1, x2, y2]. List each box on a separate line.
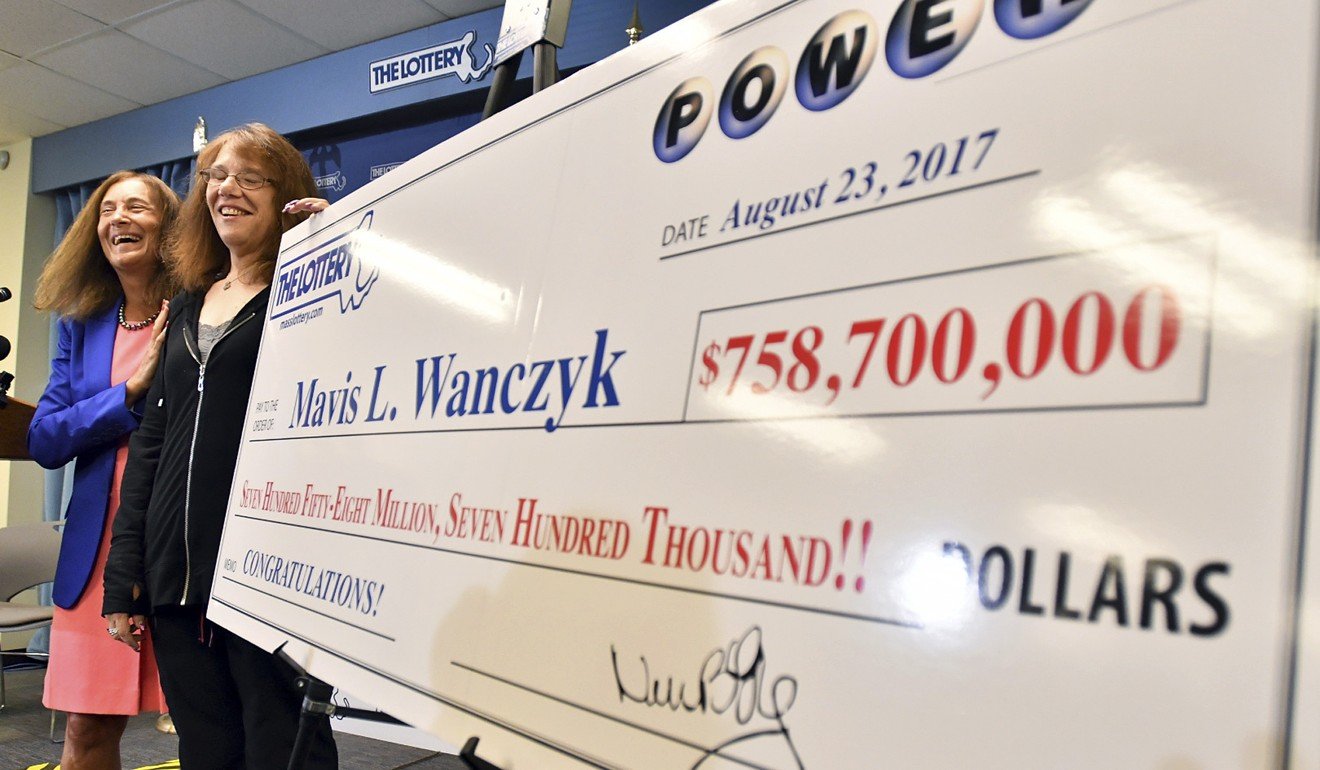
[271, 212, 380, 329]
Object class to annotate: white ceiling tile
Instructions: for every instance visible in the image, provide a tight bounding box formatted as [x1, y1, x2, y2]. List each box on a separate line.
[0, 0, 510, 143]
[122, 0, 327, 80]
[0, 107, 65, 146]
[419, 0, 503, 20]
[237, 0, 444, 49]
[0, 62, 138, 125]
[36, 30, 225, 104]
[51, 0, 178, 25]
[0, 0, 107, 58]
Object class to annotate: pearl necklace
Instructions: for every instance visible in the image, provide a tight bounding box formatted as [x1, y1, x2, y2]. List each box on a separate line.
[118, 303, 160, 331]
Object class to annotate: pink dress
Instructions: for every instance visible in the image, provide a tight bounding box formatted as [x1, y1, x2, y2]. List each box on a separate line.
[43, 323, 166, 715]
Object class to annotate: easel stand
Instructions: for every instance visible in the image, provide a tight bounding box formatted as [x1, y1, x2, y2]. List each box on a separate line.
[457, 737, 504, 770]
[284, 663, 505, 770]
[287, 674, 336, 770]
[481, 50, 522, 119]
[481, 41, 561, 119]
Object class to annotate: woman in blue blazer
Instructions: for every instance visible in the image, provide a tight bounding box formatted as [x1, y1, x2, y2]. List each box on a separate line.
[29, 170, 177, 770]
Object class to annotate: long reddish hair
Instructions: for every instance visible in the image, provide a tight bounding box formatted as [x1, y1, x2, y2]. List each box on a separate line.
[167, 123, 317, 292]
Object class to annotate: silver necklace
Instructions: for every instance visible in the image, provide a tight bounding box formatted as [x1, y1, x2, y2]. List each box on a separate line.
[222, 264, 260, 290]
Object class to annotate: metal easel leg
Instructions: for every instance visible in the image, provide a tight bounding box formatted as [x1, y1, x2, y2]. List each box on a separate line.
[532, 41, 559, 92]
[287, 674, 335, 770]
[459, 737, 503, 770]
[482, 51, 525, 119]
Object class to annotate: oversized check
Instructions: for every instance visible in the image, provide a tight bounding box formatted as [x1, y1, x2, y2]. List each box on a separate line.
[209, 0, 1320, 767]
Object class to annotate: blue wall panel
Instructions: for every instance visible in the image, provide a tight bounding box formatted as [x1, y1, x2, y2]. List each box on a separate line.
[31, 0, 714, 193]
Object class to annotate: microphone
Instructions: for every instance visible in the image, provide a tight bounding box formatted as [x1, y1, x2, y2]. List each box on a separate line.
[0, 289, 12, 399]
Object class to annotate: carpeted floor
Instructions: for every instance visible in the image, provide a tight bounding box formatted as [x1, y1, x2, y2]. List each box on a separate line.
[0, 662, 467, 769]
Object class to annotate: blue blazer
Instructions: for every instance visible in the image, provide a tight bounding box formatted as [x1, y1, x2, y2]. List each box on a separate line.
[28, 300, 144, 609]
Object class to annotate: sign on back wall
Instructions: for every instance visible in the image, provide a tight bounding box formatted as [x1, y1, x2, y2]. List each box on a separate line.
[209, 0, 1320, 767]
[299, 110, 482, 204]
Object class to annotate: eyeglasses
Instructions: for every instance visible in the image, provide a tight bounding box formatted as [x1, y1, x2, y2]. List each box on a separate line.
[198, 167, 276, 191]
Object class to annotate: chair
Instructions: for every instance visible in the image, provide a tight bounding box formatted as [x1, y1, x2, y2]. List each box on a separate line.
[0, 520, 62, 711]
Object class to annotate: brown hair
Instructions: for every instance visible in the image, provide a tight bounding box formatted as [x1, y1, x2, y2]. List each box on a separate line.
[34, 171, 179, 320]
[167, 123, 317, 293]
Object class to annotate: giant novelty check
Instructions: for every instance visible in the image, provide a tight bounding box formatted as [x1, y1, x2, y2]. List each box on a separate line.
[208, 0, 1320, 767]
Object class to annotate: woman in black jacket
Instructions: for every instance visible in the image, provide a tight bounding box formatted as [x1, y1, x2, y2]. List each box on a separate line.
[103, 123, 337, 769]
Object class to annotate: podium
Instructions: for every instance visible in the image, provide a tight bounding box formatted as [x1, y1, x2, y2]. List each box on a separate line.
[0, 398, 34, 461]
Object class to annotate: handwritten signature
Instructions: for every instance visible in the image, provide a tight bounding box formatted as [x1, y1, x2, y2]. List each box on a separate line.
[611, 626, 804, 769]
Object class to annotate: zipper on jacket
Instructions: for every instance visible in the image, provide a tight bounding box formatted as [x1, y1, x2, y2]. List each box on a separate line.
[179, 311, 257, 604]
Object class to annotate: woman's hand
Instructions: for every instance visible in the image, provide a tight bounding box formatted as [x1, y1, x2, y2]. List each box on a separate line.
[124, 301, 169, 407]
[282, 198, 329, 215]
[105, 612, 147, 652]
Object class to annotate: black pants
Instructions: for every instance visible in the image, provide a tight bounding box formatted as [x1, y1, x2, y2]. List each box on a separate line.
[152, 606, 338, 769]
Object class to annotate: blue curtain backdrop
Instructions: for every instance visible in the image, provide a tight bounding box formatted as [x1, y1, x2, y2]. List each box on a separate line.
[30, 110, 478, 654]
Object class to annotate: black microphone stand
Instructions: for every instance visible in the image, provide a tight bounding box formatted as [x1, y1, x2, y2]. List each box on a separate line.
[280, 649, 504, 770]
[0, 285, 13, 406]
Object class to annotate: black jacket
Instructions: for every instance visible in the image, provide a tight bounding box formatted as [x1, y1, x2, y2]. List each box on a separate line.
[104, 287, 269, 615]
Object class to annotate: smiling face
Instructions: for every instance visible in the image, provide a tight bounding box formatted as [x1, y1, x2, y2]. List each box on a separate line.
[96, 178, 163, 280]
[205, 143, 279, 260]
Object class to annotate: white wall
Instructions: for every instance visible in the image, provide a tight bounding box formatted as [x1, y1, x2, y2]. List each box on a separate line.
[0, 139, 54, 530]
[0, 138, 56, 649]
